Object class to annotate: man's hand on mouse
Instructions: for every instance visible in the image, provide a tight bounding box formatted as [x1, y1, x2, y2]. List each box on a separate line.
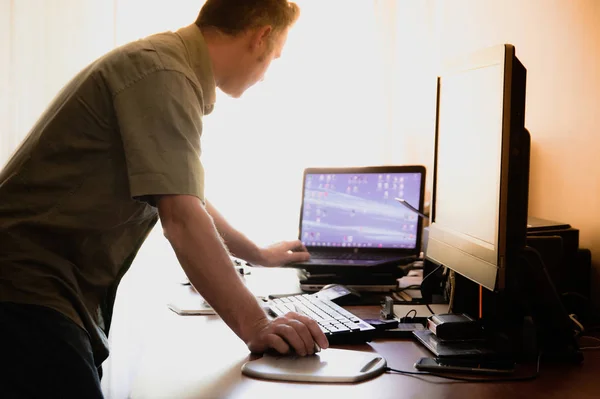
[246, 312, 329, 356]
[256, 240, 309, 267]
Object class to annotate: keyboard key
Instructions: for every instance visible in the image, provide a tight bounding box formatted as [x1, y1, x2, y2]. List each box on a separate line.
[267, 292, 376, 344]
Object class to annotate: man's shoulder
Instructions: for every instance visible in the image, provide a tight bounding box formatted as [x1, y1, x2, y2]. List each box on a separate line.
[97, 31, 196, 96]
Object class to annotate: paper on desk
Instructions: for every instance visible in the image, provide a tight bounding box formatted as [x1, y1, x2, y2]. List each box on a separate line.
[167, 285, 217, 315]
[395, 272, 424, 301]
[167, 284, 271, 316]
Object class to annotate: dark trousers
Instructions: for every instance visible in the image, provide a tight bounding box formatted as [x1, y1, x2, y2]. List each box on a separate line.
[0, 302, 104, 399]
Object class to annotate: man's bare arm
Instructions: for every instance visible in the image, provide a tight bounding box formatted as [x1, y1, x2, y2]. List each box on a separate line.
[205, 200, 263, 264]
[157, 195, 328, 355]
[206, 200, 310, 267]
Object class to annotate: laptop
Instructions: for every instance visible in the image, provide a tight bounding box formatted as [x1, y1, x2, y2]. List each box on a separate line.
[287, 165, 426, 273]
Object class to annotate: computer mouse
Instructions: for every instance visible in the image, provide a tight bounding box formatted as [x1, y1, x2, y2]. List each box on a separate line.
[265, 344, 321, 358]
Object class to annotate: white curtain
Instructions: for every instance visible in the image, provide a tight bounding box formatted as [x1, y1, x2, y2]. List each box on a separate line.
[0, 1, 436, 397]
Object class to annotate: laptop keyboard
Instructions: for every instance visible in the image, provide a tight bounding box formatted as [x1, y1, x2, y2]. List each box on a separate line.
[268, 294, 376, 344]
[313, 253, 391, 261]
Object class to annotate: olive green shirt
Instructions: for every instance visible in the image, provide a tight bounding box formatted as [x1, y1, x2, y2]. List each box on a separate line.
[0, 24, 216, 365]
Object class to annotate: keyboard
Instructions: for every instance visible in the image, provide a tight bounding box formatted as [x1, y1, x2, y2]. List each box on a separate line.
[311, 253, 392, 261]
[267, 292, 376, 344]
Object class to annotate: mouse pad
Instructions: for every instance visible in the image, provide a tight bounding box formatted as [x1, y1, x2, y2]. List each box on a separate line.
[241, 348, 387, 383]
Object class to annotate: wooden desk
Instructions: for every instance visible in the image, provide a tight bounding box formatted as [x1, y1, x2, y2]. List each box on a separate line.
[108, 268, 600, 398]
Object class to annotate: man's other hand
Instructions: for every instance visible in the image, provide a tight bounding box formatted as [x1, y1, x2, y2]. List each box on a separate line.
[258, 240, 309, 267]
[246, 312, 329, 356]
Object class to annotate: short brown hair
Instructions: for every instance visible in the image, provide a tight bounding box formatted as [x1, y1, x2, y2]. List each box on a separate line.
[195, 0, 300, 36]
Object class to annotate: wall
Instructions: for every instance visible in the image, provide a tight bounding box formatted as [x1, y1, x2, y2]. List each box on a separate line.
[395, 0, 600, 301]
[0, 0, 13, 163]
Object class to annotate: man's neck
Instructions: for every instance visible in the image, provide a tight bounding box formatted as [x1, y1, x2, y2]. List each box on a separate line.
[200, 26, 249, 87]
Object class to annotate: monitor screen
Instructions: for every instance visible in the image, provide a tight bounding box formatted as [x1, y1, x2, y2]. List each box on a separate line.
[300, 171, 423, 249]
[426, 44, 529, 291]
[434, 62, 504, 257]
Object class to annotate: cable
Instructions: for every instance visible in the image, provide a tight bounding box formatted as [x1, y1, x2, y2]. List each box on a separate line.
[519, 247, 583, 340]
[393, 264, 444, 305]
[561, 292, 600, 331]
[569, 314, 585, 335]
[562, 292, 591, 302]
[448, 270, 456, 313]
[581, 336, 600, 344]
[396, 265, 443, 296]
[420, 263, 444, 288]
[385, 353, 541, 383]
[580, 345, 600, 350]
[395, 263, 444, 301]
[404, 309, 417, 320]
[579, 335, 600, 350]
[398, 264, 443, 313]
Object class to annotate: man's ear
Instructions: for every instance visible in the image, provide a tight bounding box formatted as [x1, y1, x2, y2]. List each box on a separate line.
[250, 25, 273, 51]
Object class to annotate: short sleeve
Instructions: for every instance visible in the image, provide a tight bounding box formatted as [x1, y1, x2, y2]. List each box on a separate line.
[113, 70, 206, 203]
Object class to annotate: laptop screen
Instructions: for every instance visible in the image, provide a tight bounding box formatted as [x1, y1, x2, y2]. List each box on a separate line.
[300, 169, 424, 250]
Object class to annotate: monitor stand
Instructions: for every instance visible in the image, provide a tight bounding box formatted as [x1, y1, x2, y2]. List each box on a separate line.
[447, 246, 583, 364]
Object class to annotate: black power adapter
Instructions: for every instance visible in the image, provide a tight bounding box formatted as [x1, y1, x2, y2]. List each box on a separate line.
[364, 318, 399, 330]
[379, 323, 425, 338]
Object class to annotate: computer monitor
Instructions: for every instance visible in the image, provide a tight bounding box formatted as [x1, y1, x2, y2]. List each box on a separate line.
[424, 45, 581, 361]
[425, 44, 530, 293]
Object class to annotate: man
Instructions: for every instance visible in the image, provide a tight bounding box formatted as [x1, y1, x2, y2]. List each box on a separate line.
[0, 0, 328, 397]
